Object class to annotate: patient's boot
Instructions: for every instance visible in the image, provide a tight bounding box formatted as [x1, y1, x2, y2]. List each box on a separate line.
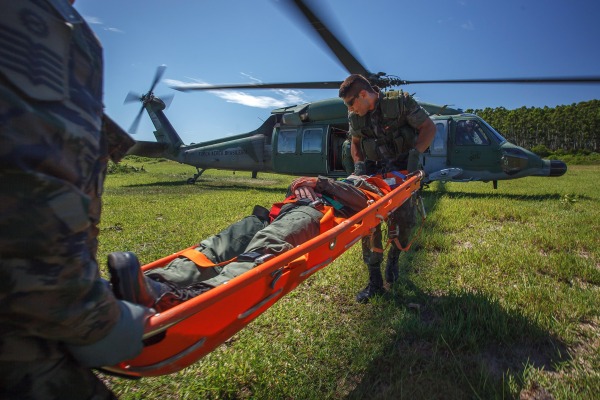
[108, 251, 170, 308]
[356, 263, 385, 303]
[150, 281, 214, 312]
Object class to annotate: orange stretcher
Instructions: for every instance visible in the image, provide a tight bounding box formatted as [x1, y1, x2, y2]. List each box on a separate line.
[103, 171, 424, 377]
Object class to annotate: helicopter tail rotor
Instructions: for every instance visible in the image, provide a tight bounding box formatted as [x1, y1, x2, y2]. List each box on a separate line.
[124, 91, 142, 104]
[125, 65, 170, 134]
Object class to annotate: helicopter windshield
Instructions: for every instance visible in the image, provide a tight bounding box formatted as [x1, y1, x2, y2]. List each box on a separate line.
[455, 120, 490, 146]
[478, 118, 507, 144]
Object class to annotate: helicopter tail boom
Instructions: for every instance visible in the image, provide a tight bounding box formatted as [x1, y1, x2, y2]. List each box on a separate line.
[127, 141, 170, 158]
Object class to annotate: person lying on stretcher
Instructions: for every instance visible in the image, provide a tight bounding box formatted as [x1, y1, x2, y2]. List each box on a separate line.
[109, 175, 390, 312]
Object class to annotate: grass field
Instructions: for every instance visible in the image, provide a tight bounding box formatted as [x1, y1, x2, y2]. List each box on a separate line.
[98, 159, 599, 399]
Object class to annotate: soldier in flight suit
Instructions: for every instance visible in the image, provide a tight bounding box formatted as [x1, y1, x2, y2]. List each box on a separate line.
[338, 74, 436, 303]
[0, 1, 152, 398]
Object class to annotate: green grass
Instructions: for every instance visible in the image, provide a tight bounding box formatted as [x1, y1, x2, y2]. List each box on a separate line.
[98, 159, 600, 399]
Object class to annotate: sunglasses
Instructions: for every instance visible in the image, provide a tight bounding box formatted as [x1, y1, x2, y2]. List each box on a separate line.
[344, 93, 359, 107]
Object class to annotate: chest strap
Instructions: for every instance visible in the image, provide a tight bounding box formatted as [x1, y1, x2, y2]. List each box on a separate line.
[180, 249, 236, 268]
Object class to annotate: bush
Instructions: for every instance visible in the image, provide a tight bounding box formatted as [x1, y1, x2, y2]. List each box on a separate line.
[531, 144, 551, 157]
[107, 161, 146, 174]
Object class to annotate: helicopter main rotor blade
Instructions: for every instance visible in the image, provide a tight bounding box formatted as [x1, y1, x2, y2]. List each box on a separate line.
[172, 75, 600, 92]
[171, 81, 343, 92]
[400, 76, 600, 85]
[282, 0, 369, 77]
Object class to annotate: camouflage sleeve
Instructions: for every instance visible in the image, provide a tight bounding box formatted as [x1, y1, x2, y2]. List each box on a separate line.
[348, 112, 364, 138]
[0, 0, 121, 361]
[403, 93, 430, 129]
[103, 113, 135, 163]
[0, 88, 121, 358]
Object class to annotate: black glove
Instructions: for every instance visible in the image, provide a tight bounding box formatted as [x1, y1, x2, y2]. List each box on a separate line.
[407, 148, 421, 172]
[353, 161, 366, 176]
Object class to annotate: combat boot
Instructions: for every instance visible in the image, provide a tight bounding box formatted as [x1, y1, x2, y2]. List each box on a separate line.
[356, 263, 385, 303]
[148, 281, 214, 312]
[384, 246, 401, 284]
[108, 251, 170, 308]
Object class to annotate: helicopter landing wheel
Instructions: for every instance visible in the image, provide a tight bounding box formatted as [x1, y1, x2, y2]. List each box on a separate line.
[187, 167, 206, 184]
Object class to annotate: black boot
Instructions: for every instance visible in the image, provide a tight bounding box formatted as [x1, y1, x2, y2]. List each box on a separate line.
[108, 252, 170, 308]
[385, 246, 401, 284]
[356, 263, 385, 303]
[147, 280, 214, 312]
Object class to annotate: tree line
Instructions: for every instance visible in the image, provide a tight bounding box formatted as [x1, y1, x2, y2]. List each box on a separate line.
[466, 99, 600, 153]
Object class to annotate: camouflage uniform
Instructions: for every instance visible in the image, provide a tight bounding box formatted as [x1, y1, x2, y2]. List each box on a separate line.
[0, 0, 134, 398]
[349, 90, 428, 279]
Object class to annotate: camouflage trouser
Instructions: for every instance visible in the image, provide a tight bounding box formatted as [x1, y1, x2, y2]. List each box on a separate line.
[0, 356, 116, 400]
[341, 138, 354, 174]
[388, 195, 417, 250]
[360, 194, 417, 267]
[148, 206, 323, 288]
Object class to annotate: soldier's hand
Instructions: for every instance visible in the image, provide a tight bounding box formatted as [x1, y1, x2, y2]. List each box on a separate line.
[407, 149, 421, 173]
[353, 161, 366, 176]
[67, 300, 154, 367]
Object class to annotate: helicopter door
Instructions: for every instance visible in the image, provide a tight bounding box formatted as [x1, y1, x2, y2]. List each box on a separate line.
[449, 120, 500, 170]
[273, 126, 327, 175]
[423, 121, 448, 173]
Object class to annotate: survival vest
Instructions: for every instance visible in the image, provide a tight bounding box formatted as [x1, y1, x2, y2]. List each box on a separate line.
[349, 90, 418, 165]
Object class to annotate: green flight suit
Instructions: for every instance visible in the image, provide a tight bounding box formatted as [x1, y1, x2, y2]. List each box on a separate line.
[146, 206, 323, 289]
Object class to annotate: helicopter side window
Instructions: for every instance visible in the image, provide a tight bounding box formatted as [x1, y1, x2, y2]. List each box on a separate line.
[430, 122, 446, 154]
[302, 128, 323, 153]
[278, 129, 297, 154]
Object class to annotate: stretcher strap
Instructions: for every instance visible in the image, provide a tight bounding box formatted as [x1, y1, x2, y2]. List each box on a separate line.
[180, 249, 236, 268]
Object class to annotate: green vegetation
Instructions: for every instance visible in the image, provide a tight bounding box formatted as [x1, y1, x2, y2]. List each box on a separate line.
[98, 159, 599, 399]
[467, 99, 600, 153]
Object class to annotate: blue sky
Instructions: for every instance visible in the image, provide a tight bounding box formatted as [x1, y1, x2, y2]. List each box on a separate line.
[75, 0, 600, 144]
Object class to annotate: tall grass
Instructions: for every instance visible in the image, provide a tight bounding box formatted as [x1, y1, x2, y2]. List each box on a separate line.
[98, 160, 599, 399]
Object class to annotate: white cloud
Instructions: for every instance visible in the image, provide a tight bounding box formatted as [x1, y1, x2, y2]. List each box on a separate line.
[212, 91, 288, 108]
[164, 78, 307, 109]
[240, 72, 262, 83]
[83, 15, 102, 25]
[104, 27, 124, 33]
[83, 15, 124, 33]
[461, 20, 475, 30]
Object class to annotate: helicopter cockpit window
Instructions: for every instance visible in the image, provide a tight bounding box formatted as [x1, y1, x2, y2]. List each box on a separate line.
[278, 129, 297, 154]
[302, 128, 323, 153]
[455, 120, 490, 146]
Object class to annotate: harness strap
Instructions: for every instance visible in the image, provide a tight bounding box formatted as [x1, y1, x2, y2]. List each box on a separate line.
[369, 228, 384, 253]
[387, 203, 426, 252]
[180, 249, 236, 268]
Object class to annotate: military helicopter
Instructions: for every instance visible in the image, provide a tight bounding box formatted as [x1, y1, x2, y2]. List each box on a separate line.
[126, 0, 599, 187]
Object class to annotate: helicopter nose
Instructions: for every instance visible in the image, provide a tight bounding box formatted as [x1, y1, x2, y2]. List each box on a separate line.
[549, 160, 567, 177]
